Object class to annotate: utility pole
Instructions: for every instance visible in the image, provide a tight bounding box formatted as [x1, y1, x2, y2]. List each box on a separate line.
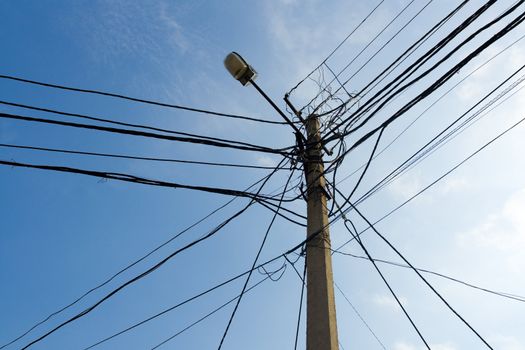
[224, 52, 339, 350]
[304, 114, 339, 350]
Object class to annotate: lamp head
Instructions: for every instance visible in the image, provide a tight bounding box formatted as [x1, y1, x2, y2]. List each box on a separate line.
[224, 52, 257, 86]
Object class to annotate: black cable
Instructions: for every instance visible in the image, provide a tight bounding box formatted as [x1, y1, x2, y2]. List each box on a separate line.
[0, 74, 287, 125]
[334, 114, 525, 251]
[0, 168, 284, 349]
[339, 215, 430, 349]
[313, 0, 471, 120]
[322, 5, 525, 177]
[217, 164, 296, 349]
[0, 112, 292, 156]
[18, 159, 285, 350]
[348, 63, 525, 211]
[333, 31, 525, 188]
[339, 0, 434, 92]
[319, 0, 497, 142]
[341, 0, 525, 138]
[341, 196, 494, 349]
[303, 0, 425, 112]
[0, 143, 288, 170]
[84, 265, 286, 350]
[331, 0, 524, 143]
[333, 250, 525, 303]
[0, 159, 287, 203]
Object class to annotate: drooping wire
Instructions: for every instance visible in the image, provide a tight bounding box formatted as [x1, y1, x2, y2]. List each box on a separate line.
[17, 158, 287, 350]
[288, 0, 386, 95]
[0, 143, 289, 170]
[334, 114, 525, 252]
[0, 112, 293, 156]
[324, 0, 524, 144]
[337, 192, 494, 349]
[84, 265, 287, 350]
[0, 168, 289, 349]
[0, 74, 287, 125]
[338, 210, 431, 349]
[216, 163, 297, 349]
[333, 31, 525, 188]
[332, 250, 525, 304]
[301, 0, 421, 113]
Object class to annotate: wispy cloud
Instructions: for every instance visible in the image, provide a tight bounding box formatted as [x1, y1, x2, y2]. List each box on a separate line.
[457, 187, 525, 273]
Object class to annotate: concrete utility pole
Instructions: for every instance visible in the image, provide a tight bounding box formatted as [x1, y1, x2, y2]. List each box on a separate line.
[304, 114, 339, 350]
[224, 52, 339, 350]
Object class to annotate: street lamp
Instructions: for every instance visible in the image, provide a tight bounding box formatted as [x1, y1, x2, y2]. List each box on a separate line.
[224, 52, 257, 86]
[223, 51, 305, 139]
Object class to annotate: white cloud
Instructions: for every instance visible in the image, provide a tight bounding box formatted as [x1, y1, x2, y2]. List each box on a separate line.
[388, 169, 423, 200]
[457, 187, 525, 273]
[372, 293, 408, 311]
[393, 342, 456, 350]
[490, 334, 525, 350]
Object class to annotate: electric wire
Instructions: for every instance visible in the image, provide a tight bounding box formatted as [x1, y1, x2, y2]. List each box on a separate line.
[348, 63, 525, 211]
[0, 143, 289, 170]
[216, 164, 297, 349]
[333, 250, 525, 303]
[301, 0, 418, 113]
[333, 31, 525, 187]
[0, 99, 279, 146]
[334, 114, 525, 252]
[0, 112, 292, 156]
[288, 0, 386, 95]
[339, 0, 525, 138]
[0, 74, 287, 125]
[333, 282, 387, 350]
[312, 0, 471, 121]
[319, 0, 500, 142]
[0, 159, 291, 203]
[321, 5, 525, 178]
[83, 265, 286, 350]
[17, 159, 286, 350]
[337, 206, 430, 349]
[304, 0, 430, 113]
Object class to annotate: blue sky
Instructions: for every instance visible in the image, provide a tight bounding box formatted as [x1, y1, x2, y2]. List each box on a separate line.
[1, 1, 525, 349]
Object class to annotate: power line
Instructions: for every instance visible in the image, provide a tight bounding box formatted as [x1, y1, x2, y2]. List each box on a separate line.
[84, 266, 286, 350]
[293, 257, 306, 350]
[288, 0, 386, 95]
[338, 211, 430, 349]
[217, 165, 296, 349]
[312, 0, 471, 120]
[17, 159, 285, 350]
[333, 31, 525, 188]
[0, 99, 291, 149]
[335, 187, 494, 348]
[0, 168, 286, 349]
[333, 282, 387, 350]
[334, 114, 525, 252]
[0, 112, 292, 155]
[302, 0, 424, 112]
[322, 4, 525, 173]
[0, 74, 288, 125]
[320, 0, 502, 142]
[333, 250, 525, 304]
[0, 143, 288, 170]
[339, 0, 525, 138]
[347, 63, 525, 212]
[0, 159, 290, 203]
